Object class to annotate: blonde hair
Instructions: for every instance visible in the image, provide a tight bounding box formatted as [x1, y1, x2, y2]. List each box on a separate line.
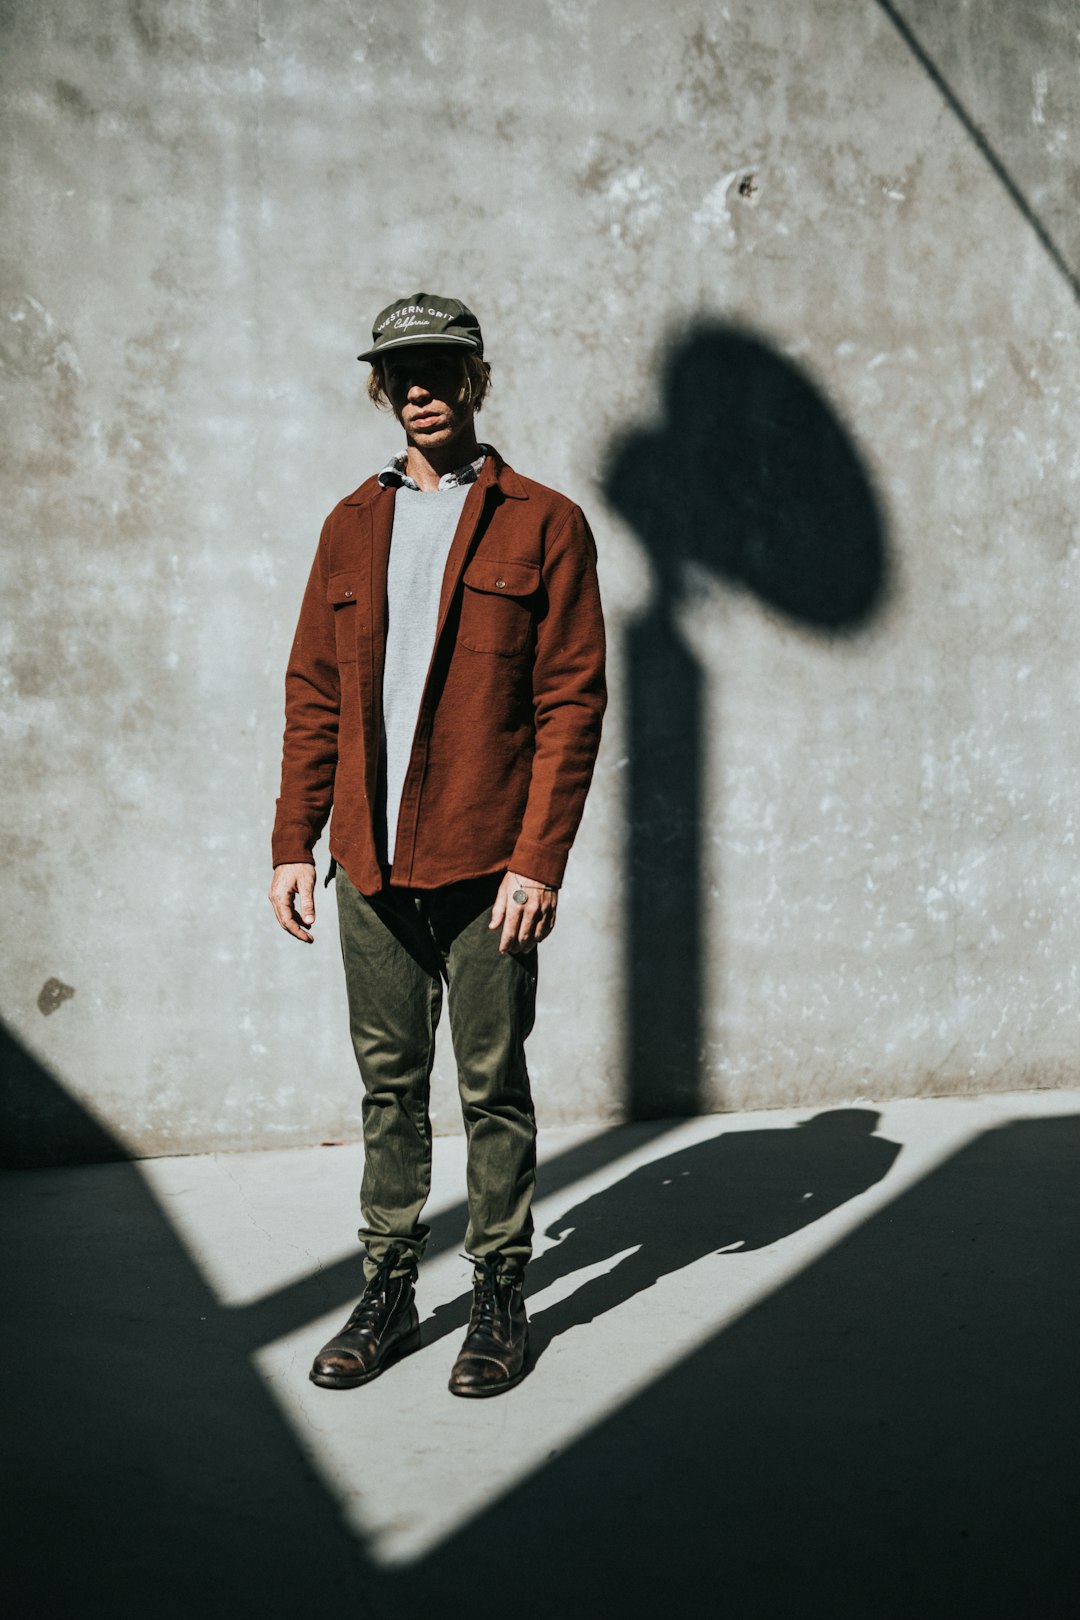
[366, 350, 492, 414]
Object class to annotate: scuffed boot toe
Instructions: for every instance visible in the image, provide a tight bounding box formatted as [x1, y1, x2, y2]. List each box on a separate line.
[310, 1346, 371, 1388]
[448, 1258, 529, 1398]
[308, 1250, 420, 1390]
[448, 1347, 527, 1397]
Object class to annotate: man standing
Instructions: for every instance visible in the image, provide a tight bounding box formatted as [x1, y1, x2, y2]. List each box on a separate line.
[269, 293, 606, 1397]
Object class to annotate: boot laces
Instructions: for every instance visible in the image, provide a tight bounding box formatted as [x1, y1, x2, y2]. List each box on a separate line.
[469, 1255, 506, 1328]
[350, 1245, 405, 1329]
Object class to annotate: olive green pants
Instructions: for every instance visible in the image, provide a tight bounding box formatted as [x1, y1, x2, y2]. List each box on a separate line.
[336, 864, 538, 1281]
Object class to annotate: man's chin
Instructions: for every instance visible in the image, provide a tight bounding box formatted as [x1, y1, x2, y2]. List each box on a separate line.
[407, 425, 465, 452]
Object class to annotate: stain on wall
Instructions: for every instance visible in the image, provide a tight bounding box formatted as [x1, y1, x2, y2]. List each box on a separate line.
[36, 978, 75, 1016]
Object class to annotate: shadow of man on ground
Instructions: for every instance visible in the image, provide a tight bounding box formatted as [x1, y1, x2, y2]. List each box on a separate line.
[424, 1109, 899, 1355]
[528, 1108, 899, 1354]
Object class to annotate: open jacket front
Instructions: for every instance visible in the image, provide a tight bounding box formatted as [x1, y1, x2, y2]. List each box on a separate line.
[272, 449, 607, 894]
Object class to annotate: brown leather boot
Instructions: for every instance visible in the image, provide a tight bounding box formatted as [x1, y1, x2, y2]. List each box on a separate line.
[448, 1256, 529, 1398]
[309, 1249, 420, 1389]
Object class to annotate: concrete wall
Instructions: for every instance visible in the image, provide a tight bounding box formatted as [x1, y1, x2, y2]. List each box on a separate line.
[3, 0, 1078, 1160]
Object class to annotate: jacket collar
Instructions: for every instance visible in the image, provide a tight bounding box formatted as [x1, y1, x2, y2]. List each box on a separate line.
[341, 444, 528, 506]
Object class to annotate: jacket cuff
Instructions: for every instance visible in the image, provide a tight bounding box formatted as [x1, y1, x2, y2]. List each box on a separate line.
[507, 839, 567, 890]
[271, 839, 316, 869]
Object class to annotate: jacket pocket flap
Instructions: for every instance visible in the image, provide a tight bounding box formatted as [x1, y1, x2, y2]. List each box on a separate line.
[327, 572, 359, 606]
[463, 558, 540, 597]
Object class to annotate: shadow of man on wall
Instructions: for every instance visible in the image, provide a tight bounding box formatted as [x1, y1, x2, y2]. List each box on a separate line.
[602, 321, 889, 1119]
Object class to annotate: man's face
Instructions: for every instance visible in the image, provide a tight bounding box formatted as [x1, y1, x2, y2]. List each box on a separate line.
[382, 346, 474, 452]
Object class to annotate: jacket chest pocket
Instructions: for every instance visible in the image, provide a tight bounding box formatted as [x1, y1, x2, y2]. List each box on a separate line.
[459, 558, 540, 657]
[328, 572, 360, 663]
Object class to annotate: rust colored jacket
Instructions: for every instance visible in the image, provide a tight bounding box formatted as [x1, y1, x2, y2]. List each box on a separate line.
[271, 449, 606, 894]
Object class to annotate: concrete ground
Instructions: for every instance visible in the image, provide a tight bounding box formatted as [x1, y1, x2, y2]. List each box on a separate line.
[3, 1089, 1078, 1619]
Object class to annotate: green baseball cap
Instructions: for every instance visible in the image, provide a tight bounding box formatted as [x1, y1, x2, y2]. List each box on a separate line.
[357, 292, 484, 362]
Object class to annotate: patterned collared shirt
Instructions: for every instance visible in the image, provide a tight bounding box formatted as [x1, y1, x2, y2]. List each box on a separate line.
[377, 443, 492, 492]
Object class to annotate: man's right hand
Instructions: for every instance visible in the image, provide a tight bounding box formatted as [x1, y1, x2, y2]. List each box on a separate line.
[268, 863, 317, 943]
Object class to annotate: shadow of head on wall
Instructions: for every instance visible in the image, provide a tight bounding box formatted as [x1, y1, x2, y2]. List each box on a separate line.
[601, 321, 890, 1122]
[604, 319, 889, 626]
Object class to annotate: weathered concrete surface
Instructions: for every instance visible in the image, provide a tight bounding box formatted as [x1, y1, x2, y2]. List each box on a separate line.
[2, 1, 1079, 1155]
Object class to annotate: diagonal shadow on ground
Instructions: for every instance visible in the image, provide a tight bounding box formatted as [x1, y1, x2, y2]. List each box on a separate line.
[5, 1025, 1077, 1617]
[393, 1111, 1080, 1620]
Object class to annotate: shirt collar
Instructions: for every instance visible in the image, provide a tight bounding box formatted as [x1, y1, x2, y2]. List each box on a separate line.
[378, 444, 491, 492]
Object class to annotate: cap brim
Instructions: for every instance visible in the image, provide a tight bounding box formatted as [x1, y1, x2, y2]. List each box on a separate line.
[357, 332, 480, 362]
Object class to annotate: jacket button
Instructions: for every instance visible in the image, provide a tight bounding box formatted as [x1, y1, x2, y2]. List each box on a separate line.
[344, 589, 354, 597]
[495, 578, 506, 589]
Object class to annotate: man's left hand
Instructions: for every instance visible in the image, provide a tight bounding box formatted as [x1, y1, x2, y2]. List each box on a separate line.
[490, 871, 559, 955]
